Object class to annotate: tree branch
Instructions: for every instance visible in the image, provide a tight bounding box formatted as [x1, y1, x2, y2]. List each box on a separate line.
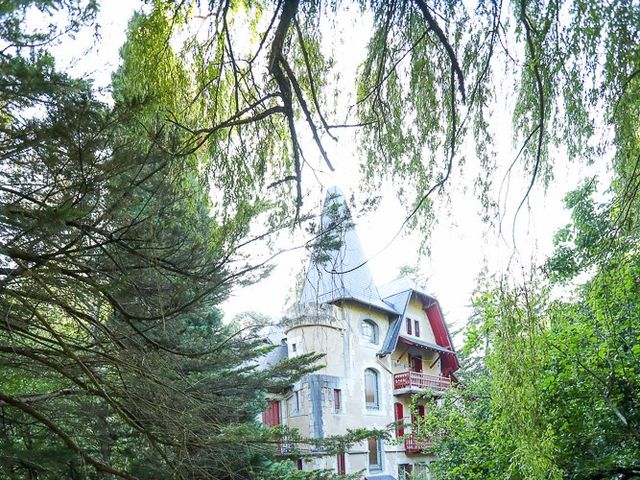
[413, 0, 466, 103]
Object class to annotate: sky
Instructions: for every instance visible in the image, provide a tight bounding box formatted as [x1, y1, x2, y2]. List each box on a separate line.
[47, 1, 610, 345]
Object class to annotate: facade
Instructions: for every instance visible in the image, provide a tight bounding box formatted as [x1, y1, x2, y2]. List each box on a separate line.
[262, 188, 459, 480]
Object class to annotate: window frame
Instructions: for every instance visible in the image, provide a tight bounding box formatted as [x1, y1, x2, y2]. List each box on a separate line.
[364, 368, 380, 409]
[394, 402, 405, 437]
[410, 354, 423, 373]
[406, 317, 412, 335]
[288, 390, 301, 415]
[414, 319, 420, 337]
[367, 437, 383, 471]
[361, 319, 379, 344]
[333, 388, 342, 413]
[337, 452, 346, 475]
[398, 463, 414, 480]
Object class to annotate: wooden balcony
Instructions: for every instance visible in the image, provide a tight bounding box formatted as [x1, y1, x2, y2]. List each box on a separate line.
[404, 434, 433, 453]
[393, 371, 451, 394]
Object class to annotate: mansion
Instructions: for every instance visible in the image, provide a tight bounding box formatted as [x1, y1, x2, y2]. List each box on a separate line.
[261, 188, 459, 479]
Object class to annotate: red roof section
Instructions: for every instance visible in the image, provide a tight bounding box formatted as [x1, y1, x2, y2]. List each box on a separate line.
[422, 300, 459, 376]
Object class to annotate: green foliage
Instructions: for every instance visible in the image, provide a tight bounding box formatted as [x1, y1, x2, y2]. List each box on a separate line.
[3, 1, 640, 478]
[423, 182, 640, 479]
[96, 0, 640, 250]
[0, 2, 319, 479]
[253, 459, 360, 480]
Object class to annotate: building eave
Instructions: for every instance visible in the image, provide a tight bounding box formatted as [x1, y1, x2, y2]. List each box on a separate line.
[397, 335, 457, 355]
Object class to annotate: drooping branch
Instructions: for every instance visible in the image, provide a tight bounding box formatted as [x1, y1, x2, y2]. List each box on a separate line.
[268, 0, 303, 219]
[0, 389, 81, 407]
[293, 18, 337, 140]
[413, 0, 466, 103]
[0, 391, 137, 480]
[511, 0, 546, 243]
[281, 57, 335, 172]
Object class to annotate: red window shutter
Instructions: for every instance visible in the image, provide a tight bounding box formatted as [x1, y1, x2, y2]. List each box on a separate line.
[262, 400, 280, 426]
[414, 319, 420, 337]
[406, 317, 412, 335]
[334, 389, 342, 411]
[394, 402, 405, 437]
[296, 458, 303, 470]
[337, 453, 345, 474]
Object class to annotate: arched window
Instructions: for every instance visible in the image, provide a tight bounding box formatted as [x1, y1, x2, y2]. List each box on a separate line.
[361, 319, 379, 344]
[364, 368, 379, 409]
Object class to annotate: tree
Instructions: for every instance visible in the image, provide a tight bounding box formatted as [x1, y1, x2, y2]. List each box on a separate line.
[113, 0, 640, 238]
[4, 0, 640, 478]
[420, 182, 640, 479]
[0, 2, 320, 478]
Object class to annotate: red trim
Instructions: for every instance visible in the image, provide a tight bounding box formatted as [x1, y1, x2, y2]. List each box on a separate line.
[409, 354, 422, 373]
[423, 301, 460, 375]
[337, 453, 345, 474]
[394, 402, 404, 437]
[262, 400, 280, 426]
[334, 389, 342, 411]
[404, 434, 433, 453]
[394, 371, 451, 391]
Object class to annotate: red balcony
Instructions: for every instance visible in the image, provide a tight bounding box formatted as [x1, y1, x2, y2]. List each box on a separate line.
[404, 434, 433, 453]
[393, 371, 451, 393]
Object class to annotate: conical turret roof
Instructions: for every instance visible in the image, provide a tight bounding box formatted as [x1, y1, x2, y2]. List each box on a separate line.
[299, 187, 397, 314]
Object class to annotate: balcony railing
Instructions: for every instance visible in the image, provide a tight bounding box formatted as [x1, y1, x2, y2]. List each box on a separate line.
[404, 434, 433, 453]
[393, 371, 451, 392]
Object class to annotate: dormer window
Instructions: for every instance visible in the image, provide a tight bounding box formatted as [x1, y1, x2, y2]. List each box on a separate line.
[361, 319, 379, 344]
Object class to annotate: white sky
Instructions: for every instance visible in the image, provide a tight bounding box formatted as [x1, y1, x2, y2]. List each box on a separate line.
[47, 1, 611, 345]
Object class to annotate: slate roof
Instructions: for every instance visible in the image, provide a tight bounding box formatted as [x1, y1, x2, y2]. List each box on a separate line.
[256, 325, 288, 368]
[297, 186, 458, 373]
[378, 276, 436, 301]
[299, 187, 397, 314]
[378, 279, 459, 374]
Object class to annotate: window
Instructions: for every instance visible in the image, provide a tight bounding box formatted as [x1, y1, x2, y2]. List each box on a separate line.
[367, 437, 382, 471]
[288, 391, 301, 415]
[296, 458, 303, 471]
[334, 389, 342, 412]
[410, 355, 423, 373]
[337, 453, 345, 475]
[394, 402, 405, 437]
[406, 317, 412, 335]
[364, 369, 379, 409]
[398, 464, 413, 480]
[292, 343, 297, 353]
[412, 404, 426, 433]
[414, 462, 431, 480]
[414, 319, 420, 337]
[361, 319, 379, 344]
